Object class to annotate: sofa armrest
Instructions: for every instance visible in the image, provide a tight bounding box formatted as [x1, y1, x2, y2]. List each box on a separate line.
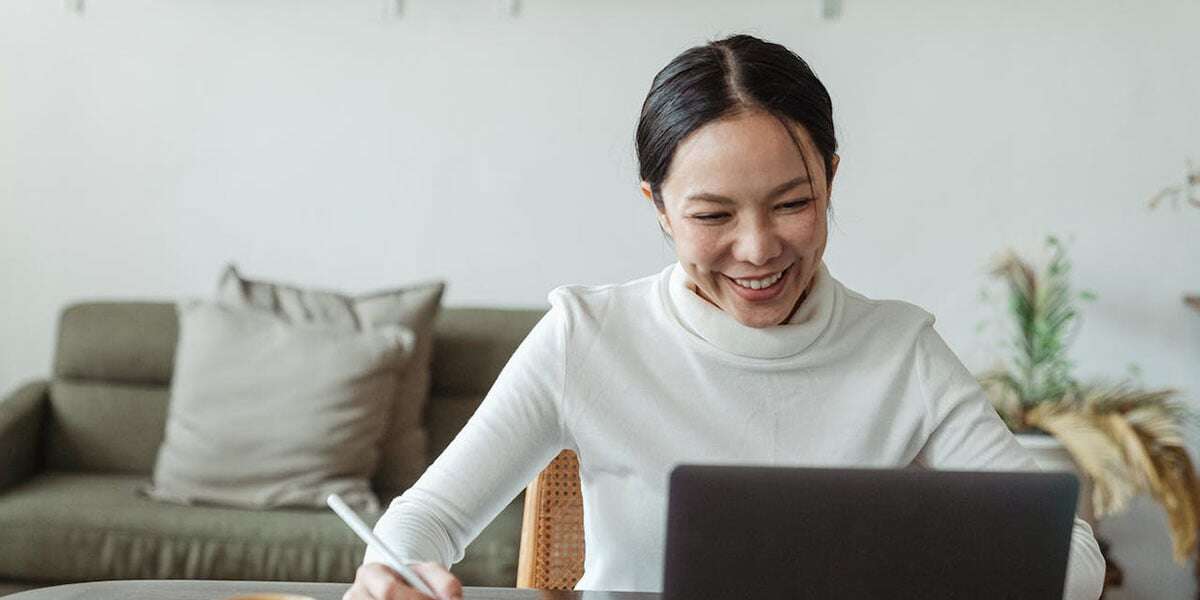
[0, 380, 48, 492]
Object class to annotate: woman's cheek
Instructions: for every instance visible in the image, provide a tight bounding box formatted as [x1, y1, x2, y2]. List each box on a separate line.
[785, 217, 819, 246]
[679, 228, 724, 265]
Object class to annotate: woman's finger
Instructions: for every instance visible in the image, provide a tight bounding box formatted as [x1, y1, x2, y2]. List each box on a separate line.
[411, 561, 464, 600]
[357, 562, 430, 600]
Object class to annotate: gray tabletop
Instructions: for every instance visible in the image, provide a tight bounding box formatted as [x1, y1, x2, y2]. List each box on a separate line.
[5, 580, 660, 600]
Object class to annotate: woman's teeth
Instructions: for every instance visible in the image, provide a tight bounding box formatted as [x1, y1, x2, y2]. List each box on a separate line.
[732, 270, 784, 290]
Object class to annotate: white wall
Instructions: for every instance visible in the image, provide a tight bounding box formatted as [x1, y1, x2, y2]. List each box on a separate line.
[2, 0, 1198, 596]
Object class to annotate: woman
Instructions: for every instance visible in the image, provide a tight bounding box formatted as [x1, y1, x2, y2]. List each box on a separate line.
[347, 34, 1105, 600]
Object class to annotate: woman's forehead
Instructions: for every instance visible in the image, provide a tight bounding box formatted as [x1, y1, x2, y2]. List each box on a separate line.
[662, 111, 823, 201]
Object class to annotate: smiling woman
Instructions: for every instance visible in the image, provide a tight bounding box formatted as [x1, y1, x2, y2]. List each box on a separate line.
[645, 112, 833, 328]
[636, 36, 840, 328]
[351, 34, 1106, 600]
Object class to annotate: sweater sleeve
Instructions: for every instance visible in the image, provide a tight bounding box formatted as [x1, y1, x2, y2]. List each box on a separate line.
[911, 321, 1105, 600]
[363, 297, 572, 569]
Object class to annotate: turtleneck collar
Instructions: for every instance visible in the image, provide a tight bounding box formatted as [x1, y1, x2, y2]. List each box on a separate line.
[664, 261, 840, 360]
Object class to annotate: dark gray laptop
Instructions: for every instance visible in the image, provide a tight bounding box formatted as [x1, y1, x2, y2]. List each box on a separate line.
[663, 465, 1079, 600]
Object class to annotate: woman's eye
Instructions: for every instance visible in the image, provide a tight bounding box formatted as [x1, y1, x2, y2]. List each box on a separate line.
[691, 213, 728, 221]
[777, 199, 812, 210]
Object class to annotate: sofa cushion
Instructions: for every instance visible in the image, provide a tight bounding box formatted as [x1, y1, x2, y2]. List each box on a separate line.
[54, 303, 178, 385]
[0, 472, 369, 583]
[430, 308, 546, 397]
[218, 266, 445, 502]
[426, 394, 493, 460]
[148, 301, 411, 512]
[424, 309, 546, 463]
[47, 303, 177, 474]
[0, 581, 39, 595]
[0, 472, 523, 587]
[45, 381, 168, 474]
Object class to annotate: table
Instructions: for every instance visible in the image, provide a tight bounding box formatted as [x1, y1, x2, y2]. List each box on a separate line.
[5, 580, 660, 600]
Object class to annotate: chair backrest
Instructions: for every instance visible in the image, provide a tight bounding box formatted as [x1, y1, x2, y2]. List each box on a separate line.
[516, 449, 585, 589]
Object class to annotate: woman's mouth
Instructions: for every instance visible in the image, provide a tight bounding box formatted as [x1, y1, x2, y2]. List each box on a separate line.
[723, 265, 791, 302]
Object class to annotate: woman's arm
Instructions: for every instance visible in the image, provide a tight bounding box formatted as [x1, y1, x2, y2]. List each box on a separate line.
[911, 322, 1104, 600]
[365, 298, 573, 568]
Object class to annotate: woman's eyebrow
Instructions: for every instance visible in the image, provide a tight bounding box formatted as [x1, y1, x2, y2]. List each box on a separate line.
[765, 175, 812, 199]
[685, 175, 812, 205]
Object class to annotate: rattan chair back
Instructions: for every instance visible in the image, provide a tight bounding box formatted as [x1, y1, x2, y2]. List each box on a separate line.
[516, 449, 585, 589]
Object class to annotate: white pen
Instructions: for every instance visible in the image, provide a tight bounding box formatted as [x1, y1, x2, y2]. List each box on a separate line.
[326, 493, 439, 598]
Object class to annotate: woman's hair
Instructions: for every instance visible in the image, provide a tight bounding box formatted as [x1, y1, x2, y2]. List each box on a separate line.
[636, 34, 837, 208]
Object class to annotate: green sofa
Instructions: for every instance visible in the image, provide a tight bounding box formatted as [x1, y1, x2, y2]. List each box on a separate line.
[0, 301, 546, 593]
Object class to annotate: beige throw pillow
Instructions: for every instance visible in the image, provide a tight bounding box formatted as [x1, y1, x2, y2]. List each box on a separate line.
[147, 301, 413, 511]
[216, 265, 445, 502]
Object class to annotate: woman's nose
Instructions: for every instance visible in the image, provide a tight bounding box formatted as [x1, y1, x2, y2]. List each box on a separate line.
[732, 219, 783, 266]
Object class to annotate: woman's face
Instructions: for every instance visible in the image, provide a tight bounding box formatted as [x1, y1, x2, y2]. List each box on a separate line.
[644, 110, 838, 329]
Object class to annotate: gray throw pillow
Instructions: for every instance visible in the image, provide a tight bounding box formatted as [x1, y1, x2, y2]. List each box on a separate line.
[147, 301, 413, 511]
[216, 265, 445, 502]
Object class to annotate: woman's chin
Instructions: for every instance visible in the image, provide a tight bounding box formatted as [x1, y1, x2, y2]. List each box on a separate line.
[727, 304, 791, 328]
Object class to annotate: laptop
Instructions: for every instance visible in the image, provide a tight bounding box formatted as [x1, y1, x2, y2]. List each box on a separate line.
[662, 465, 1079, 600]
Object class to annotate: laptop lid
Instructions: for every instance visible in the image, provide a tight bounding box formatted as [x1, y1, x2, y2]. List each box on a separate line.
[663, 465, 1079, 600]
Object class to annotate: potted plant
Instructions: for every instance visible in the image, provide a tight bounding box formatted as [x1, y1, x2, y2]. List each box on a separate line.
[977, 235, 1200, 566]
[1147, 158, 1200, 312]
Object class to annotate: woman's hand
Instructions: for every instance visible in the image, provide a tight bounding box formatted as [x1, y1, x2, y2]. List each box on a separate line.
[344, 562, 463, 600]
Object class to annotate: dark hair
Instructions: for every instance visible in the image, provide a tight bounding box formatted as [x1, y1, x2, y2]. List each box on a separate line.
[636, 34, 837, 208]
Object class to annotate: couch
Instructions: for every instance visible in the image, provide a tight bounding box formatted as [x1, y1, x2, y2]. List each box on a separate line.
[0, 301, 546, 593]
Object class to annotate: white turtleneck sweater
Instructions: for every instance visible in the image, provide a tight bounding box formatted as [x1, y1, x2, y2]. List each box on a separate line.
[366, 262, 1104, 599]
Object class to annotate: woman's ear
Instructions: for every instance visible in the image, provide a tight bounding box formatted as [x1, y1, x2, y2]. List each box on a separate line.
[642, 181, 674, 238]
[639, 181, 655, 203]
[829, 154, 840, 188]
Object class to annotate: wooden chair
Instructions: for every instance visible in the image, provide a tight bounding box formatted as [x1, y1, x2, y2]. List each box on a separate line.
[516, 449, 585, 589]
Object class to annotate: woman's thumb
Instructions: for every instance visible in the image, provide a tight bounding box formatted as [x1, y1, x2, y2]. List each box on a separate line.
[411, 561, 463, 600]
